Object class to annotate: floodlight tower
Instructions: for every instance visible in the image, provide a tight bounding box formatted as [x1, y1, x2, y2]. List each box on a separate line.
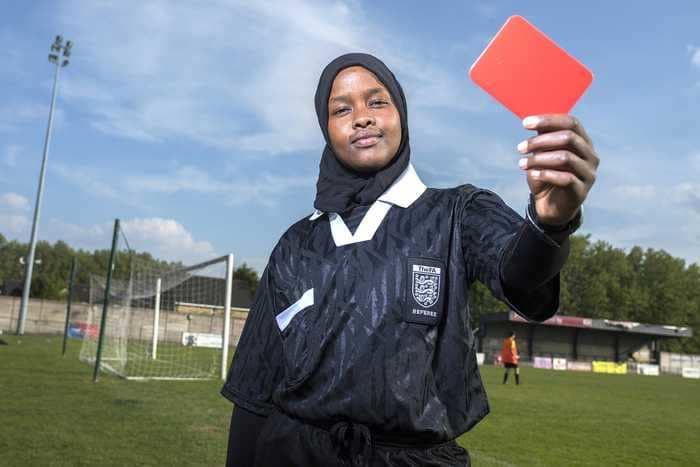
[16, 36, 73, 335]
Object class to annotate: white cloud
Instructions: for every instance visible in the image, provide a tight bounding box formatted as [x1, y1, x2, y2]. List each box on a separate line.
[551, 134, 700, 267]
[672, 183, 700, 214]
[0, 214, 29, 235]
[56, 0, 483, 155]
[60, 77, 114, 104]
[49, 218, 107, 244]
[612, 184, 657, 201]
[0, 103, 50, 132]
[690, 44, 700, 68]
[0, 28, 31, 80]
[125, 166, 231, 194]
[121, 218, 217, 263]
[56, 0, 343, 152]
[475, 2, 500, 19]
[0, 213, 222, 268]
[54, 161, 313, 208]
[0, 192, 30, 211]
[586, 178, 700, 266]
[0, 192, 31, 235]
[691, 152, 700, 172]
[591, 217, 700, 267]
[590, 222, 659, 249]
[51, 163, 147, 209]
[125, 165, 313, 206]
[3, 145, 21, 167]
[46, 217, 217, 265]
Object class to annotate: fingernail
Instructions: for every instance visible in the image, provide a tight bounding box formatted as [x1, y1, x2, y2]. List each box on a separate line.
[518, 158, 528, 169]
[517, 141, 528, 153]
[531, 169, 541, 178]
[523, 116, 540, 129]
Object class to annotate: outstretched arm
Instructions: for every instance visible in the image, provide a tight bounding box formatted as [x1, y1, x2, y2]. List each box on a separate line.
[462, 190, 568, 322]
[463, 114, 598, 322]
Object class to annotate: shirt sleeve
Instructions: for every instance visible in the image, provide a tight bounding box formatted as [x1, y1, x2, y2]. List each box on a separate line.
[221, 265, 285, 416]
[460, 188, 567, 322]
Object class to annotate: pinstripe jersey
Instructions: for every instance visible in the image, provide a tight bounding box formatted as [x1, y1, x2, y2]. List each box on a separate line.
[222, 164, 558, 442]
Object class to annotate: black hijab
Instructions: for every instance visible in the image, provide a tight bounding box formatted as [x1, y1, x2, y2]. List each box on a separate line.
[313, 53, 410, 213]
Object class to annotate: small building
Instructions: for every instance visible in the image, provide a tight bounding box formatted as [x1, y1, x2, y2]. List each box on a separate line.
[1, 279, 24, 296]
[478, 311, 693, 364]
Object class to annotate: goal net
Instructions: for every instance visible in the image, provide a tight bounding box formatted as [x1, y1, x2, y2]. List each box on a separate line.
[79, 242, 235, 380]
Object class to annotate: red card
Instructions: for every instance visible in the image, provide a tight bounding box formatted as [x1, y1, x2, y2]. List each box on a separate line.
[469, 15, 593, 120]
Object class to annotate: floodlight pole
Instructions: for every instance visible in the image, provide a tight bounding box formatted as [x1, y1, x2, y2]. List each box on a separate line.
[17, 36, 73, 335]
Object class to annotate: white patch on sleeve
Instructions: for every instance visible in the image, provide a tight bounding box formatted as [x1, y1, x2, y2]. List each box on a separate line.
[276, 288, 314, 332]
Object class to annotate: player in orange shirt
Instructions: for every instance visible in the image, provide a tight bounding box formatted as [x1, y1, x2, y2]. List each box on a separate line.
[501, 330, 520, 385]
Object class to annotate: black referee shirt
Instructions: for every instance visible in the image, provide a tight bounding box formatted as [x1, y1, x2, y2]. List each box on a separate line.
[222, 164, 559, 442]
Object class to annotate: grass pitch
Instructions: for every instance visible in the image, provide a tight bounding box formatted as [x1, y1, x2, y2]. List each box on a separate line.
[463, 365, 700, 466]
[1, 335, 698, 466]
[1, 335, 230, 467]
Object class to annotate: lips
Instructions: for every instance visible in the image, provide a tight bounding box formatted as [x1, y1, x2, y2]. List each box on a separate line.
[351, 130, 383, 147]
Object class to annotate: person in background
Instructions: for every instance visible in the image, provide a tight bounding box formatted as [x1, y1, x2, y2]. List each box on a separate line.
[501, 330, 520, 385]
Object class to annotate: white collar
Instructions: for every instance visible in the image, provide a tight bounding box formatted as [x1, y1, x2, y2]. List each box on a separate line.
[308, 163, 426, 221]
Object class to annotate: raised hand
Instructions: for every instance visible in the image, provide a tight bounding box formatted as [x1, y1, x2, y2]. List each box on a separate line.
[517, 114, 599, 226]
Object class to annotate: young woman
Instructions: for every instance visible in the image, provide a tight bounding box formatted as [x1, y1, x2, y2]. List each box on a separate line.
[222, 53, 598, 466]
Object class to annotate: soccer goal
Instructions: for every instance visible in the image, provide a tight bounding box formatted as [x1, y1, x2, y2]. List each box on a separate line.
[79, 220, 236, 381]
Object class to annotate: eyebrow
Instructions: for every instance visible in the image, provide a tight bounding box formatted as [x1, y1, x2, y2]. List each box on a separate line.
[329, 87, 388, 104]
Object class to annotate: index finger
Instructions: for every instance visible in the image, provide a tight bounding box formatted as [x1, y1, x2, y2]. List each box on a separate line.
[522, 114, 593, 146]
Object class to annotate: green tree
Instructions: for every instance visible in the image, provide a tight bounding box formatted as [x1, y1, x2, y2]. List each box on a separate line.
[233, 263, 260, 294]
[1, 228, 700, 353]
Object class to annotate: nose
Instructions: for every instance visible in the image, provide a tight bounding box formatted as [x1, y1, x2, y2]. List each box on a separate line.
[352, 109, 375, 129]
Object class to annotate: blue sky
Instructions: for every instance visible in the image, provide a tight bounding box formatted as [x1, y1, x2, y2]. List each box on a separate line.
[1, 0, 699, 273]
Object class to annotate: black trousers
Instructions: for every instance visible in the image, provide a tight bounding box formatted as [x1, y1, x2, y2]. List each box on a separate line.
[243, 409, 470, 467]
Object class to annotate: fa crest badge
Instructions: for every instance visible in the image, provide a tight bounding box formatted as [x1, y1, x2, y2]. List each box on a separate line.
[412, 265, 440, 308]
[406, 258, 445, 325]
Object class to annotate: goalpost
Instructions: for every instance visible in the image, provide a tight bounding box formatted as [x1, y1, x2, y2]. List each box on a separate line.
[79, 220, 237, 381]
[140, 254, 235, 380]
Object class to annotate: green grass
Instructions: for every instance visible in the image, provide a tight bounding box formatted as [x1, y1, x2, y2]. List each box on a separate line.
[122, 340, 222, 379]
[79, 337, 223, 379]
[1, 336, 698, 466]
[463, 367, 700, 466]
[0, 336, 230, 467]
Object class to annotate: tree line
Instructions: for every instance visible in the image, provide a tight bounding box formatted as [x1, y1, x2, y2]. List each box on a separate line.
[0, 233, 260, 302]
[1, 231, 698, 353]
[469, 234, 700, 354]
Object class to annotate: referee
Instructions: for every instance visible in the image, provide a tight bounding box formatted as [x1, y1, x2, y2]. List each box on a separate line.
[222, 53, 599, 466]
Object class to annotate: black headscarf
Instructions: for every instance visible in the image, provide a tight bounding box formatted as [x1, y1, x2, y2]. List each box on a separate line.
[313, 53, 410, 213]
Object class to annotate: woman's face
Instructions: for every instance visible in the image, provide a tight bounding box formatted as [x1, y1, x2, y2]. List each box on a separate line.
[327, 66, 402, 173]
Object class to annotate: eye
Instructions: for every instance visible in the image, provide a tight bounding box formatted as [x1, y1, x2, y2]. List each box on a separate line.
[332, 106, 350, 116]
[369, 99, 388, 107]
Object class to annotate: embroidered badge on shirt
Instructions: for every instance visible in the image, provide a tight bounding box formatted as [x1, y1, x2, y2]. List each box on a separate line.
[406, 257, 445, 325]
